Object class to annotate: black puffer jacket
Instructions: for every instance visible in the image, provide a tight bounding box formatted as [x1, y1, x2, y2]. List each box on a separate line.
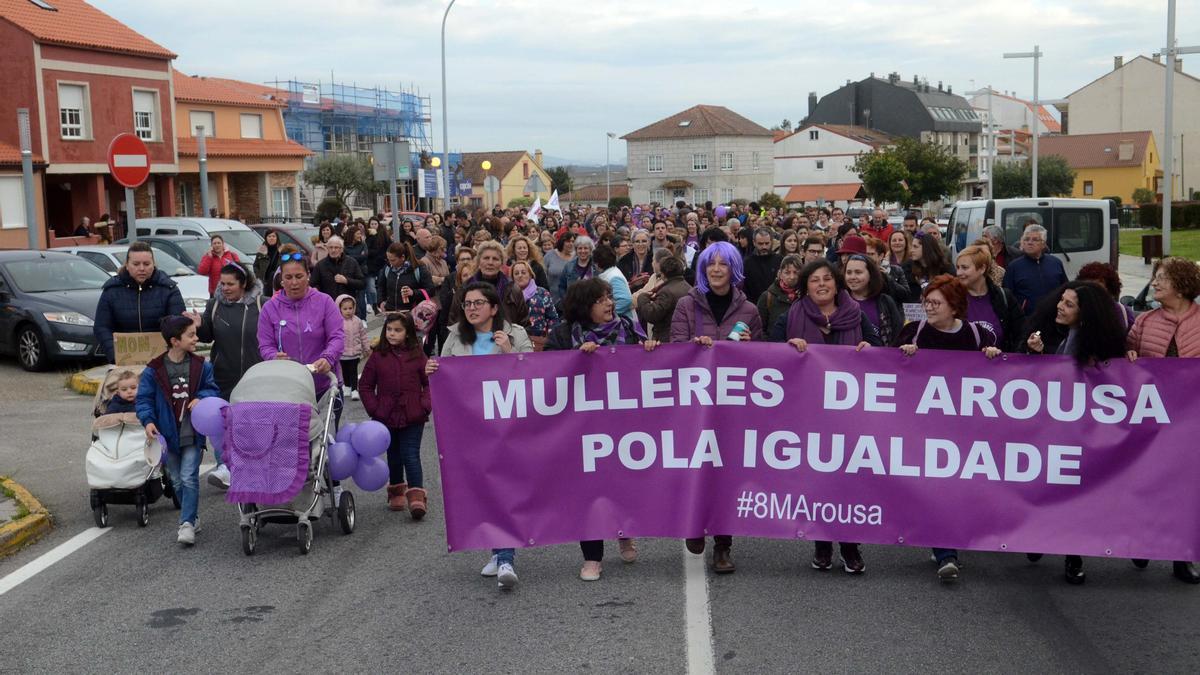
[93, 269, 185, 363]
[197, 283, 265, 399]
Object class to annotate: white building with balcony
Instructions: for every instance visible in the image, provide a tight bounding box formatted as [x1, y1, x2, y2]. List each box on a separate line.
[773, 124, 893, 206]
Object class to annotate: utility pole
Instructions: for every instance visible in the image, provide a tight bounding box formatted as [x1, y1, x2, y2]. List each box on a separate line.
[1004, 46, 1043, 197]
[1158, 1, 1200, 253]
[197, 125, 210, 217]
[440, 0, 457, 209]
[17, 109, 38, 249]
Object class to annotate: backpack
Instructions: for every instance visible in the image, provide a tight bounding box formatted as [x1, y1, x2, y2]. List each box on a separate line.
[913, 319, 982, 348]
[411, 289, 439, 339]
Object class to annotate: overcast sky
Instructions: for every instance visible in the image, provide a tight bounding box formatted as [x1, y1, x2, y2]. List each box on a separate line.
[96, 0, 1199, 165]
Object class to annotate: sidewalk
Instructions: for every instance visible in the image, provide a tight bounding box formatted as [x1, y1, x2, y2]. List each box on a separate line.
[1118, 254, 1153, 297]
[0, 478, 52, 557]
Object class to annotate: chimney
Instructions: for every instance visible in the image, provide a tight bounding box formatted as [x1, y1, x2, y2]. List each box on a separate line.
[938, 81, 944, 92]
[1154, 53, 1162, 64]
[947, 84, 953, 95]
[808, 91, 818, 117]
[534, 149, 543, 168]
[1176, 59, 1184, 73]
[1114, 55, 1124, 70]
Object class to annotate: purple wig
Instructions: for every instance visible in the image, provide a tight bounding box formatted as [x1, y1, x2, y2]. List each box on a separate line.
[695, 241, 744, 294]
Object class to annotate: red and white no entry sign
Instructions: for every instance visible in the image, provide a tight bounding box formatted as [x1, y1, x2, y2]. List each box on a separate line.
[107, 133, 151, 188]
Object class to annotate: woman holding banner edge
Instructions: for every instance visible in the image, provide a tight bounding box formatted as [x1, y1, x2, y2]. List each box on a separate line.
[545, 277, 659, 581]
[425, 281, 533, 591]
[894, 274, 1002, 582]
[771, 258, 881, 575]
[669, 240, 763, 574]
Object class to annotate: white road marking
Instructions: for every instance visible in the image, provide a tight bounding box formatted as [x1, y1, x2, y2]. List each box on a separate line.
[683, 544, 716, 675]
[0, 527, 111, 596]
[112, 154, 148, 168]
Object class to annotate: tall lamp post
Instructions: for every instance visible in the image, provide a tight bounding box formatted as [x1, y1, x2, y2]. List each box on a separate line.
[605, 132, 616, 205]
[1004, 46, 1043, 197]
[1159, 0, 1200, 255]
[966, 87, 995, 199]
[440, 0, 457, 210]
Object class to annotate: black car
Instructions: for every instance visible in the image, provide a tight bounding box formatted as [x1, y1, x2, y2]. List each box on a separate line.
[0, 250, 110, 370]
[114, 234, 251, 272]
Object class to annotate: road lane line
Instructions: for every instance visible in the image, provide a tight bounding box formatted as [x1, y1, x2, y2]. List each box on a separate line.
[0, 527, 111, 596]
[683, 545, 716, 675]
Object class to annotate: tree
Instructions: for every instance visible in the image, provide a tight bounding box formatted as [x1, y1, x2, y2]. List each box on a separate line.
[853, 137, 968, 207]
[991, 155, 1077, 198]
[507, 196, 534, 208]
[771, 119, 793, 132]
[303, 154, 377, 209]
[547, 166, 573, 195]
[608, 196, 632, 210]
[757, 192, 787, 211]
[1132, 187, 1156, 205]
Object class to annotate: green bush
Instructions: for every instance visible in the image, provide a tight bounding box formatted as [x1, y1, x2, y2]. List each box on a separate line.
[608, 196, 632, 210]
[1132, 188, 1156, 205]
[1103, 195, 1122, 208]
[1137, 203, 1200, 230]
[757, 192, 787, 211]
[315, 197, 343, 224]
[507, 196, 533, 208]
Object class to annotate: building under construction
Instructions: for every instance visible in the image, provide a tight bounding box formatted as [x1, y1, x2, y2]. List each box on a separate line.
[267, 79, 434, 215]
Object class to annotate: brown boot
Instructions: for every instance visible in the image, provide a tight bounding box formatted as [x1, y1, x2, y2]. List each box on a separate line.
[406, 487, 427, 520]
[386, 483, 407, 511]
[712, 545, 735, 574]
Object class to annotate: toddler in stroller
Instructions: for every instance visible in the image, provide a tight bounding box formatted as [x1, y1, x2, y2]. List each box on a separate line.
[224, 359, 356, 555]
[86, 367, 174, 528]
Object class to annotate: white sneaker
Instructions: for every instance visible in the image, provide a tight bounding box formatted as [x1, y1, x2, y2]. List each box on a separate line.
[177, 522, 195, 546]
[332, 485, 344, 507]
[350, 390, 360, 401]
[481, 554, 499, 577]
[207, 464, 230, 490]
[341, 385, 352, 396]
[497, 562, 518, 589]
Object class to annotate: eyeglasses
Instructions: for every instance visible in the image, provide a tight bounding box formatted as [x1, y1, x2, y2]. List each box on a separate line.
[280, 253, 306, 263]
[462, 299, 491, 309]
[923, 300, 945, 309]
[593, 294, 614, 305]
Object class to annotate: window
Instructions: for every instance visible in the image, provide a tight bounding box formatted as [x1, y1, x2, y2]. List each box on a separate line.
[809, 130, 819, 140]
[694, 188, 710, 204]
[189, 110, 215, 137]
[815, 160, 825, 170]
[692, 153, 708, 171]
[1053, 208, 1103, 253]
[0, 176, 28, 229]
[720, 152, 734, 171]
[271, 188, 292, 217]
[239, 114, 263, 139]
[523, 162, 529, 180]
[323, 125, 351, 152]
[647, 154, 663, 173]
[178, 183, 194, 216]
[752, 152, 760, 171]
[132, 90, 158, 141]
[1001, 208, 1050, 245]
[650, 189, 665, 204]
[1083, 181, 1094, 196]
[57, 83, 87, 139]
[721, 188, 734, 203]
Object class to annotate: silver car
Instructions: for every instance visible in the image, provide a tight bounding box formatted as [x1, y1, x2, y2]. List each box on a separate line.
[62, 245, 212, 314]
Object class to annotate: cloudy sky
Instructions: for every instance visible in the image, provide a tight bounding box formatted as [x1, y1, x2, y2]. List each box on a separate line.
[95, 0, 1198, 165]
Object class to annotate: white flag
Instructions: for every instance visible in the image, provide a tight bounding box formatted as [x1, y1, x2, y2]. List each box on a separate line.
[527, 197, 543, 222]
[546, 190, 561, 212]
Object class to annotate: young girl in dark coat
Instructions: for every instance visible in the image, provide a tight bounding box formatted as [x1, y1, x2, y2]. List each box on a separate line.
[358, 312, 431, 519]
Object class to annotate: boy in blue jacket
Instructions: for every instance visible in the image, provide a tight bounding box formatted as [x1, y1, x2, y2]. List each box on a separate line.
[136, 316, 219, 546]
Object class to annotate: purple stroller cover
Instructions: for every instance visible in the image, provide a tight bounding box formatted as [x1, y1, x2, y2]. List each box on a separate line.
[223, 401, 312, 505]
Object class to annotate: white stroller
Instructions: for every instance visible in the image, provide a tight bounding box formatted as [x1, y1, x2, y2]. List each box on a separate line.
[86, 366, 175, 528]
[225, 360, 355, 555]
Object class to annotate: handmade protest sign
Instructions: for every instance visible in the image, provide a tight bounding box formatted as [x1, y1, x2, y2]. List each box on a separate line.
[431, 343, 1200, 560]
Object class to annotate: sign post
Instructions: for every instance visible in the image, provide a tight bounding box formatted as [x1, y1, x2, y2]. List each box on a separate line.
[373, 140, 411, 241]
[107, 133, 151, 242]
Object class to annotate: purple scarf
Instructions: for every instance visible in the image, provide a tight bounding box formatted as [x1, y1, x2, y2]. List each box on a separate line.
[521, 279, 538, 301]
[786, 290, 863, 345]
[570, 316, 644, 347]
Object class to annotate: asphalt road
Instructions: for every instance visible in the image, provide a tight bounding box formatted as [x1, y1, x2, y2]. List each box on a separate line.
[1, 326, 1198, 673]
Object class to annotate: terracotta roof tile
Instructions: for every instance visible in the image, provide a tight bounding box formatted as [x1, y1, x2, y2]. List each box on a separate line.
[1037, 131, 1153, 169]
[621, 105, 772, 141]
[177, 137, 312, 159]
[782, 183, 865, 203]
[460, 151, 531, 185]
[563, 184, 629, 202]
[173, 72, 285, 109]
[0, 140, 43, 165]
[0, 0, 174, 59]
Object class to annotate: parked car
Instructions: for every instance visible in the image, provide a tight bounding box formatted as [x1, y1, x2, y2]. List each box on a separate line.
[133, 217, 263, 263]
[0, 250, 110, 371]
[61, 245, 211, 314]
[249, 223, 319, 256]
[113, 235, 247, 274]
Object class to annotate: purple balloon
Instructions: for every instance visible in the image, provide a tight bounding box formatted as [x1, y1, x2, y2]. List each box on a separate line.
[191, 397, 228, 437]
[328, 441, 357, 481]
[335, 423, 358, 445]
[351, 420, 390, 458]
[714, 205, 728, 220]
[352, 454, 388, 492]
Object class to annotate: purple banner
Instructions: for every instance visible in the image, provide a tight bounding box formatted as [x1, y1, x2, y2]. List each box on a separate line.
[431, 343, 1200, 560]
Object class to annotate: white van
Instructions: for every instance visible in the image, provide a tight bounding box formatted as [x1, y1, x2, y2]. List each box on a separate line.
[134, 217, 263, 263]
[947, 198, 1118, 277]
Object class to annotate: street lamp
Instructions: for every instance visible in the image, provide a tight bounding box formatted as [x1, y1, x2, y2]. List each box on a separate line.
[1004, 46, 1043, 197]
[482, 159, 492, 210]
[440, 0, 457, 210]
[966, 87, 995, 199]
[1158, 0, 1200, 255]
[606, 132, 616, 205]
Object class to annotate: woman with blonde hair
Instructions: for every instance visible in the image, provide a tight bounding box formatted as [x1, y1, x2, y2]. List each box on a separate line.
[505, 235, 549, 289]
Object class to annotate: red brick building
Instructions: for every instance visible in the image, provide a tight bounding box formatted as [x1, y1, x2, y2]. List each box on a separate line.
[0, 0, 178, 247]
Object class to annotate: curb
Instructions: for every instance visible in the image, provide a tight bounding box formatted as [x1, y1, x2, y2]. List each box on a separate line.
[0, 478, 53, 559]
[68, 369, 104, 396]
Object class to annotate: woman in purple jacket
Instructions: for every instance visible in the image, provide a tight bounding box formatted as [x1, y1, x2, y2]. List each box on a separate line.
[669, 240, 762, 575]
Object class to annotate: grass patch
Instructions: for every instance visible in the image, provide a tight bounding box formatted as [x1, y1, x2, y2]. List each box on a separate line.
[1119, 228, 1200, 261]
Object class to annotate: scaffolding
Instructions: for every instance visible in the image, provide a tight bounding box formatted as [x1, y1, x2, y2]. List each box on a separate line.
[268, 78, 434, 215]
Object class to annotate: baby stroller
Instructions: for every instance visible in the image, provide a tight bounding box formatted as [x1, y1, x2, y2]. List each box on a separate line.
[86, 366, 176, 528]
[224, 360, 355, 555]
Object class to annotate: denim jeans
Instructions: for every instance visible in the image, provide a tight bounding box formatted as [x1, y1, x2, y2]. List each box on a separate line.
[933, 547, 958, 564]
[165, 442, 202, 526]
[363, 275, 378, 310]
[386, 424, 424, 487]
[494, 548, 515, 565]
